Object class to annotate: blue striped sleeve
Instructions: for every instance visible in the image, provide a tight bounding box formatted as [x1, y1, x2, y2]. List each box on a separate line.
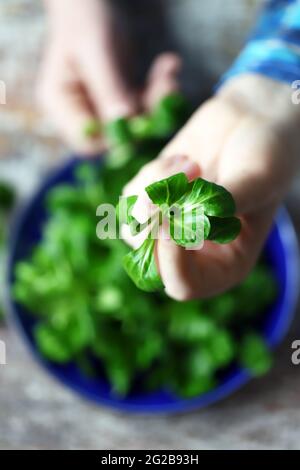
[219, 0, 300, 87]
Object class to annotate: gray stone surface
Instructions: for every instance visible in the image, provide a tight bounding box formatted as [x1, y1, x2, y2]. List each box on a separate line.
[1, 0, 300, 450]
[1, 322, 300, 450]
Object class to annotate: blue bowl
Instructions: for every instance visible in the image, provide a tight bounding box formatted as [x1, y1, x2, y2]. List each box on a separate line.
[5, 158, 300, 414]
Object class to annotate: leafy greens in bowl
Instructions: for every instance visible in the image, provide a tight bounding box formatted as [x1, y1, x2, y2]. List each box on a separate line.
[6, 94, 299, 413]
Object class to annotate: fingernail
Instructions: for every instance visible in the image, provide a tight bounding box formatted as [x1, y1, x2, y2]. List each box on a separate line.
[167, 155, 200, 180]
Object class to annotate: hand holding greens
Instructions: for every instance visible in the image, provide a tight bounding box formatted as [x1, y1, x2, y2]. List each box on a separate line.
[121, 172, 241, 292]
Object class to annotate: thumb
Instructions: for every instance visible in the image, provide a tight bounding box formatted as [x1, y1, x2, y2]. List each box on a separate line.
[77, 3, 137, 121]
[143, 52, 182, 110]
[80, 50, 137, 121]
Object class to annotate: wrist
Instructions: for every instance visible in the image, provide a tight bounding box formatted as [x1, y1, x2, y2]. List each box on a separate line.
[217, 74, 300, 125]
[218, 74, 300, 186]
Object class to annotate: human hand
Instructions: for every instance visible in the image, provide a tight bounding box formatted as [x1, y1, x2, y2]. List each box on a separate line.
[123, 74, 300, 300]
[37, 0, 181, 154]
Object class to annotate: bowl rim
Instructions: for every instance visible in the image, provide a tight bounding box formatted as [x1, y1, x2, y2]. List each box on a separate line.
[4, 158, 300, 414]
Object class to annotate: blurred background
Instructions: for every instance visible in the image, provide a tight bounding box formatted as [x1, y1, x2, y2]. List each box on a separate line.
[1, 0, 300, 450]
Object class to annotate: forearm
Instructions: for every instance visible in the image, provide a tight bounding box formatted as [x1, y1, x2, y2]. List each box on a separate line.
[220, 0, 300, 86]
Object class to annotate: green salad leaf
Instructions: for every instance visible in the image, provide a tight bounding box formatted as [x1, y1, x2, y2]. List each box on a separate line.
[105, 117, 132, 146]
[120, 172, 241, 292]
[208, 216, 242, 244]
[239, 333, 273, 376]
[181, 178, 236, 218]
[146, 172, 189, 206]
[123, 236, 163, 292]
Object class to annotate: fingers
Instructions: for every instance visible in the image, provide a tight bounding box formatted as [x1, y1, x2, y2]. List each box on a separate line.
[158, 97, 243, 180]
[157, 96, 287, 215]
[158, 203, 276, 301]
[76, 2, 137, 122]
[143, 53, 182, 110]
[158, 242, 247, 301]
[79, 46, 137, 122]
[122, 92, 285, 300]
[63, 0, 138, 122]
[156, 226, 197, 301]
[38, 0, 137, 153]
[37, 48, 104, 155]
[37, 43, 136, 154]
[124, 154, 199, 195]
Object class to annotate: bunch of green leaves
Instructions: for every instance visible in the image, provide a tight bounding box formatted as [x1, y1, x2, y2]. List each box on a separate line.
[13, 162, 275, 398]
[121, 172, 241, 292]
[83, 93, 191, 170]
[128, 93, 191, 140]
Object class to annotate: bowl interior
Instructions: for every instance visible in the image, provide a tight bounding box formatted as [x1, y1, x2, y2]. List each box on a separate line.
[5, 158, 299, 413]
